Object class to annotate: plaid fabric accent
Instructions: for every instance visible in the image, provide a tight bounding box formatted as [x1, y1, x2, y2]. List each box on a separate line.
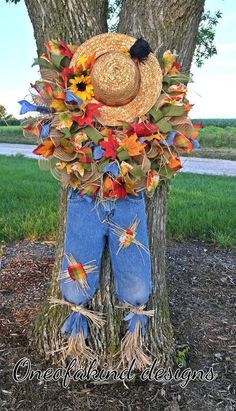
[120, 228, 135, 248]
[67, 263, 87, 281]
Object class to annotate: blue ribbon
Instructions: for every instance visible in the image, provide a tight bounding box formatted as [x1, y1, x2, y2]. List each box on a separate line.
[93, 145, 104, 160]
[192, 139, 201, 149]
[124, 312, 148, 336]
[65, 91, 83, 105]
[103, 162, 119, 177]
[60, 311, 89, 338]
[166, 131, 177, 146]
[40, 122, 50, 138]
[18, 100, 51, 115]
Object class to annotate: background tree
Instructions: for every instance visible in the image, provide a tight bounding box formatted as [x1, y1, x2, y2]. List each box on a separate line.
[0, 104, 8, 119]
[0, 104, 15, 121]
[195, 9, 222, 67]
[8, 0, 207, 367]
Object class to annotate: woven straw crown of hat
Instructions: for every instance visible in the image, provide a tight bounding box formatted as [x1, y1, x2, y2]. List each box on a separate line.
[71, 33, 163, 126]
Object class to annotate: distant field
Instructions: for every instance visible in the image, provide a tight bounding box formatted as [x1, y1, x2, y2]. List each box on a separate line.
[0, 155, 235, 246]
[181, 147, 236, 161]
[0, 126, 36, 144]
[193, 118, 236, 128]
[183, 126, 236, 160]
[198, 126, 236, 148]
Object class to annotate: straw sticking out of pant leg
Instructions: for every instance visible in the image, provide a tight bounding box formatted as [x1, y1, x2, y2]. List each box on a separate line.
[48, 298, 106, 367]
[61, 332, 97, 367]
[116, 322, 153, 370]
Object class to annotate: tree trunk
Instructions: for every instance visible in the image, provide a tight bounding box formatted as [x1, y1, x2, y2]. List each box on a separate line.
[29, 0, 205, 368]
[118, 0, 205, 72]
[117, 0, 206, 366]
[25, 0, 108, 55]
[26, 0, 109, 360]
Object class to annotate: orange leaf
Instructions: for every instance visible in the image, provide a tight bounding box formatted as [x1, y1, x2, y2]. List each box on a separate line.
[85, 52, 96, 70]
[124, 176, 137, 195]
[103, 175, 114, 193]
[23, 125, 40, 137]
[56, 161, 66, 170]
[69, 175, 80, 190]
[33, 140, 55, 158]
[119, 133, 145, 156]
[167, 156, 182, 172]
[191, 123, 202, 139]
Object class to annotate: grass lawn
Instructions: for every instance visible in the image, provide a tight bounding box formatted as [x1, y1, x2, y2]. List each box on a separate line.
[0, 155, 235, 246]
[167, 173, 236, 246]
[0, 155, 58, 243]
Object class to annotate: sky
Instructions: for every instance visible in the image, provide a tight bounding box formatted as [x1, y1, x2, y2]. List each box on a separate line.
[0, 0, 235, 119]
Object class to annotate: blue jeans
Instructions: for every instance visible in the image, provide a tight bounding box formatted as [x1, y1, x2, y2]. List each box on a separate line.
[60, 189, 152, 338]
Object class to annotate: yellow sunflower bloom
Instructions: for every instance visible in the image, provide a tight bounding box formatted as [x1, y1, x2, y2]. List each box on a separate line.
[69, 75, 94, 103]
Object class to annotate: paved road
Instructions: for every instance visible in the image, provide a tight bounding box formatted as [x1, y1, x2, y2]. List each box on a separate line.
[0, 143, 36, 159]
[179, 156, 236, 176]
[0, 143, 236, 177]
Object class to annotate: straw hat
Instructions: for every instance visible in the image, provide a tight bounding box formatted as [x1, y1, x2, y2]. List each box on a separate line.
[70, 33, 162, 126]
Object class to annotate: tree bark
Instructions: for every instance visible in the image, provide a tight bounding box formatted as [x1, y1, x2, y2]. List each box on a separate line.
[28, 0, 205, 368]
[25, 0, 108, 55]
[118, 0, 205, 72]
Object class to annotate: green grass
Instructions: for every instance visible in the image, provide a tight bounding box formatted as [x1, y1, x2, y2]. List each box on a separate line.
[168, 173, 236, 246]
[0, 156, 235, 246]
[0, 155, 58, 243]
[0, 126, 36, 144]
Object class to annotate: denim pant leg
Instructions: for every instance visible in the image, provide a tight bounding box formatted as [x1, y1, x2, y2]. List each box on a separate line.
[59, 191, 106, 338]
[108, 192, 152, 335]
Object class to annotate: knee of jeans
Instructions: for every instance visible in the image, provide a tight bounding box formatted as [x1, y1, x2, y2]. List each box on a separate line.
[117, 276, 151, 306]
[60, 274, 98, 305]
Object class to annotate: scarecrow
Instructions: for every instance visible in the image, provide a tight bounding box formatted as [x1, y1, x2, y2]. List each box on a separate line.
[19, 33, 200, 369]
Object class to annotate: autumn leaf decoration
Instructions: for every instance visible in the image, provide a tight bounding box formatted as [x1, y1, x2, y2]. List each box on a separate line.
[128, 122, 158, 136]
[119, 133, 146, 156]
[72, 103, 103, 126]
[99, 132, 120, 160]
[33, 139, 55, 158]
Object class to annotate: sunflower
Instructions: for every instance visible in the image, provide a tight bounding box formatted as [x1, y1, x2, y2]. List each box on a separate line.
[68, 75, 94, 103]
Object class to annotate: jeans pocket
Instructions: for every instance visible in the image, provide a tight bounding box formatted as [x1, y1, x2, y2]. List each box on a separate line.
[126, 190, 145, 203]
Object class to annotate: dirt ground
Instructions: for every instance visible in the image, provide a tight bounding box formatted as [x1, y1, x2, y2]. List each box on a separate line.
[0, 240, 235, 411]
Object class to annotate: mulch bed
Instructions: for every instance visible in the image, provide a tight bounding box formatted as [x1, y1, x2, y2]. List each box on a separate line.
[0, 240, 235, 411]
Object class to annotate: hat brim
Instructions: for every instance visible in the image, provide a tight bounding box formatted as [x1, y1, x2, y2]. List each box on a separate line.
[70, 33, 163, 126]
